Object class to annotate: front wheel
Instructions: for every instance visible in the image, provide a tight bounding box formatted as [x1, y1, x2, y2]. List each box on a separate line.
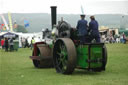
[53, 38, 77, 74]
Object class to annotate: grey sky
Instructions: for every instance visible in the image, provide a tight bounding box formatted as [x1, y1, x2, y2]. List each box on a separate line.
[0, 0, 128, 14]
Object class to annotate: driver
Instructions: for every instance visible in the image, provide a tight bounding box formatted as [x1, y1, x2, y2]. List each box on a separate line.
[76, 14, 88, 44]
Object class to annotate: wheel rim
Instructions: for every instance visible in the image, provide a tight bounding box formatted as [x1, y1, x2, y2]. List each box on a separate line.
[103, 45, 107, 66]
[101, 45, 107, 70]
[53, 38, 77, 74]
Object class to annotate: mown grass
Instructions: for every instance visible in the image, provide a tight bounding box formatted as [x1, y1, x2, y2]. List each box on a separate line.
[0, 44, 128, 85]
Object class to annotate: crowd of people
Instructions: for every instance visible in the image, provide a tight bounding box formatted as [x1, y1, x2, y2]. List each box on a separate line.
[0, 38, 15, 52]
[0, 37, 40, 51]
[20, 37, 37, 49]
[101, 32, 127, 44]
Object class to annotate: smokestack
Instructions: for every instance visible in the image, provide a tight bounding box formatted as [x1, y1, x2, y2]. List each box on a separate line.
[51, 6, 57, 29]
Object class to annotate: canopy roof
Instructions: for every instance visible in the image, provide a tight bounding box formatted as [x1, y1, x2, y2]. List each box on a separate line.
[0, 32, 18, 38]
[119, 30, 128, 36]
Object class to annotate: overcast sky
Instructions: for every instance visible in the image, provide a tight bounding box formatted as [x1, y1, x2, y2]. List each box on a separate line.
[0, 0, 128, 15]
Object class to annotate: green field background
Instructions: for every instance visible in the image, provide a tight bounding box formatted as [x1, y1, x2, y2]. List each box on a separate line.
[0, 44, 128, 85]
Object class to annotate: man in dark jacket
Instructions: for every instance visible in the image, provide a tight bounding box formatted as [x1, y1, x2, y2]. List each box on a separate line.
[5, 38, 9, 52]
[89, 16, 100, 43]
[76, 14, 88, 44]
[9, 38, 14, 51]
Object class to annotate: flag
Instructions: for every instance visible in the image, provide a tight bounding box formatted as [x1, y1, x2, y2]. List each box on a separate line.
[24, 20, 29, 27]
[81, 5, 84, 14]
[13, 24, 18, 29]
[0, 24, 1, 29]
[0, 14, 9, 30]
[8, 12, 13, 31]
[3, 27, 6, 30]
[13, 21, 18, 28]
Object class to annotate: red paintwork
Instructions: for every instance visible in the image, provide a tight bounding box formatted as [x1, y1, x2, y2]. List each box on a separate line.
[31, 42, 46, 60]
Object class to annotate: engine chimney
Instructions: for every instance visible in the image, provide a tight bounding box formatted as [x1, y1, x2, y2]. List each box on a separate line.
[51, 6, 57, 29]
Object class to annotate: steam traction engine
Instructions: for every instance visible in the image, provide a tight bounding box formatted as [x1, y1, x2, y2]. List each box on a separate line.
[30, 6, 107, 74]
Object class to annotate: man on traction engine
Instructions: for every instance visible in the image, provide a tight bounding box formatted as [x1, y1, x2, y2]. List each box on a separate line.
[89, 16, 100, 43]
[76, 14, 88, 44]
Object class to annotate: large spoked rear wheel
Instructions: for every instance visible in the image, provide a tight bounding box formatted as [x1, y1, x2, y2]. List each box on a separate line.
[53, 38, 77, 74]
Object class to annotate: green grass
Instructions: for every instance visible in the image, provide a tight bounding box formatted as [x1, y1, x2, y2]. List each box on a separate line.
[0, 44, 128, 85]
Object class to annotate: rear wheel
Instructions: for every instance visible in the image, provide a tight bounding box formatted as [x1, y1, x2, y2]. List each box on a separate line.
[32, 48, 41, 68]
[53, 38, 77, 74]
[32, 44, 53, 68]
[102, 45, 107, 70]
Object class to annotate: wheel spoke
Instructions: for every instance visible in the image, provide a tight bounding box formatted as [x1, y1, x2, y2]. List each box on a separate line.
[57, 60, 62, 66]
[57, 57, 62, 64]
[62, 59, 67, 71]
[60, 45, 67, 59]
[56, 52, 61, 56]
[58, 43, 68, 72]
[62, 60, 67, 66]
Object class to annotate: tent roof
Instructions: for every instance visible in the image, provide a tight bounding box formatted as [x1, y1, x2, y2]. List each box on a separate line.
[119, 30, 128, 32]
[0, 32, 19, 38]
[0, 32, 7, 36]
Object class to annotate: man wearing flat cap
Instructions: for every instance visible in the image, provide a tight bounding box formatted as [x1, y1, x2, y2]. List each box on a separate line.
[76, 14, 88, 44]
[89, 16, 100, 43]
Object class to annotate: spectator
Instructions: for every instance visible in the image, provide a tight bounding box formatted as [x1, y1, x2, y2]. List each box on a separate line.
[4, 38, 9, 52]
[1, 39, 5, 49]
[123, 32, 126, 44]
[21, 37, 25, 48]
[120, 34, 124, 43]
[24, 38, 29, 48]
[9, 38, 14, 51]
[116, 34, 120, 43]
[31, 37, 35, 49]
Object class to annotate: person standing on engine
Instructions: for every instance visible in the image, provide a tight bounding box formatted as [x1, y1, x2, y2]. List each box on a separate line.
[76, 14, 88, 44]
[89, 16, 100, 43]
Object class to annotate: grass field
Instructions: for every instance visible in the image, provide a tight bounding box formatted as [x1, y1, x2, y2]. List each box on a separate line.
[0, 44, 128, 85]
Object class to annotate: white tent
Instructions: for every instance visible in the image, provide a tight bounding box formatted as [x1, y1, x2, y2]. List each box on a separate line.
[0, 31, 43, 47]
[16, 32, 42, 47]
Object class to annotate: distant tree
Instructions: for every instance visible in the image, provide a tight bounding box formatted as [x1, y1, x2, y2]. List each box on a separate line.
[14, 25, 28, 33]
